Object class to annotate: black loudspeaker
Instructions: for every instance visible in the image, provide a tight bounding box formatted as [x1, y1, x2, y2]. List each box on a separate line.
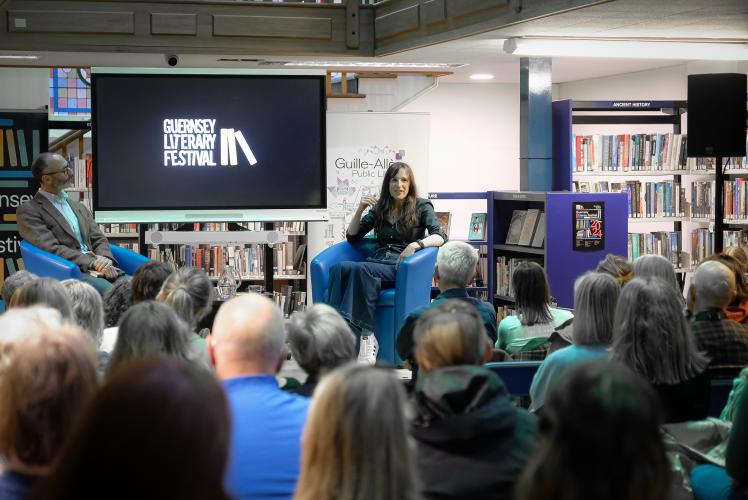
[688, 73, 747, 157]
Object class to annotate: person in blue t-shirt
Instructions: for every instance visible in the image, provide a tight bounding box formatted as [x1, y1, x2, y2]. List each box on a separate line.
[210, 293, 310, 500]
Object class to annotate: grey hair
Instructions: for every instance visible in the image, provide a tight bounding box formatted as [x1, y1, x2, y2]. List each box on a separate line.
[287, 304, 356, 377]
[156, 267, 213, 331]
[572, 272, 620, 346]
[436, 241, 479, 287]
[633, 255, 679, 293]
[611, 277, 709, 385]
[1, 271, 37, 304]
[62, 280, 104, 349]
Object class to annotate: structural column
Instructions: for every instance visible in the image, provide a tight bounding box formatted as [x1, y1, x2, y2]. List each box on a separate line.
[519, 57, 553, 191]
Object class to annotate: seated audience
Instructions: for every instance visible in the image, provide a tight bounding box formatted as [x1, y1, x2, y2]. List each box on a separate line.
[32, 357, 230, 500]
[286, 303, 356, 397]
[611, 277, 710, 423]
[0, 326, 98, 500]
[294, 363, 418, 500]
[131, 260, 172, 303]
[100, 277, 133, 353]
[689, 260, 748, 369]
[596, 253, 634, 287]
[692, 376, 748, 500]
[397, 241, 497, 371]
[8, 277, 73, 320]
[517, 361, 670, 500]
[707, 250, 748, 324]
[210, 294, 309, 500]
[107, 301, 194, 377]
[410, 300, 537, 500]
[530, 272, 619, 411]
[633, 254, 682, 298]
[62, 280, 108, 377]
[496, 261, 573, 359]
[1, 271, 36, 305]
[157, 267, 213, 365]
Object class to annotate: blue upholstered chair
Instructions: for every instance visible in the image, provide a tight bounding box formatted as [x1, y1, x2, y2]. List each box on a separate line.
[19, 240, 150, 281]
[484, 361, 543, 398]
[310, 239, 438, 365]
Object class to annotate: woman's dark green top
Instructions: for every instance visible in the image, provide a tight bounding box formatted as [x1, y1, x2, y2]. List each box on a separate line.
[346, 198, 447, 262]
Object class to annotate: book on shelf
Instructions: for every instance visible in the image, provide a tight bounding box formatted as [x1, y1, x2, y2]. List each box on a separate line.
[468, 213, 487, 241]
[496, 304, 516, 321]
[99, 223, 138, 235]
[531, 213, 546, 248]
[691, 181, 715, 219]
[517, 209, 540, 246]
[724, 179, 748, 220]
[572, 132, 688, 172]
[627, 232, 682, 267]
[435, 212, 452, 238]
[505, 210, 526, 245]
[689, 229, 747, 267]
[623, 180, 686, 218]
[573, 181, 619, 193]
[495, 256, 543, 297]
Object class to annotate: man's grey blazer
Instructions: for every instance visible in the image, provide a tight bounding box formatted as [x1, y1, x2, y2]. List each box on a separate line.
[16, 191, 115, 272]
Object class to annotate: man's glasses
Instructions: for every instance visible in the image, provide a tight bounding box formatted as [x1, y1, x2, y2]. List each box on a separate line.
[43, 165, 72, 176]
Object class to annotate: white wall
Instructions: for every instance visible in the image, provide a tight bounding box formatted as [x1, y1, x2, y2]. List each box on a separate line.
[0, 68, 48, 110]
[557, 64, 688, 100]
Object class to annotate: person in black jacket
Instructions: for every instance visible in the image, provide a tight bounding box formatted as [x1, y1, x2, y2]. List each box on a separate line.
[410, 300, 538, 500]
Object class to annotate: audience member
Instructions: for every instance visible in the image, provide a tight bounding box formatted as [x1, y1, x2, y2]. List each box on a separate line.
[633, 254, 681, 297]
[131, 261, 172, 303]
[706, 250, 748, 324]
[397, 241, 497, 372]
[107, 301, 194, 377]
[8, 277, 73, 320]
[0, 306, 64, 377]
[689, 260, 748, 370]
[530, 272, 619, 410]
[157, 267, 213, 365]
[517, 361, 670, 500]
[410, 300, 537, 500]
[596, 253, 634, 286]
[100, 277, 133, 353]
[210, 294, 309, 500]
[496, 261, 573, 359]
[286, 303, 356, 397]
[62, 279, 108, 377]
[32, 357, 230, 500]
[294, 363, 418, 500]
[1, 271, 36, 305]
[611, 277, 710, 423]
[0, 326, 98, 500]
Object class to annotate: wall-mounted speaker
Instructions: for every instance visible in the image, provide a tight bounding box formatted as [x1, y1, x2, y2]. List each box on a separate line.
[688, 73, 747, 158]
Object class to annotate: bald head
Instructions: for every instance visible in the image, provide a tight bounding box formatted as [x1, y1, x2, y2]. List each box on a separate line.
[692, 261, 736, 311]
[210, 294, 285, 378]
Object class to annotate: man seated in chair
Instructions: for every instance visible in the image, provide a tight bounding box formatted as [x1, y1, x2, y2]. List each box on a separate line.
[17, 152, 126, 295]
[396, 241, 497, 380]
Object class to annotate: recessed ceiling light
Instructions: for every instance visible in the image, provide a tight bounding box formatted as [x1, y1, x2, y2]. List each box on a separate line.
[0, 55, 40, 60]
[470, 73, 495, 80]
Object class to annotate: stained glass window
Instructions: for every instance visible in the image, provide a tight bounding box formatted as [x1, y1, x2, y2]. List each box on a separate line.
[49, 68, 91, 116]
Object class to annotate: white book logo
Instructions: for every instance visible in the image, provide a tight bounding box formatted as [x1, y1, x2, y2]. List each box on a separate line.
[219, 128, 258, 166]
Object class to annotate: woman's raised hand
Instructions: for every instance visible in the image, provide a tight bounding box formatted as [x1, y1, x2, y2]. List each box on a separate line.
[359, 196, 378, 210]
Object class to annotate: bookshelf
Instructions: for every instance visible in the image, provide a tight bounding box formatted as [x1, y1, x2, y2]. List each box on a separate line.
[489, 191, 628, 309]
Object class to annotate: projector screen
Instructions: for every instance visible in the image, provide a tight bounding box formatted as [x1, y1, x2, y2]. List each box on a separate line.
[92, 68, 328, 223]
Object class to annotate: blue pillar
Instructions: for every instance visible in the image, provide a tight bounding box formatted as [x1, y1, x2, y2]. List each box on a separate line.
[519, 57, 552, 191]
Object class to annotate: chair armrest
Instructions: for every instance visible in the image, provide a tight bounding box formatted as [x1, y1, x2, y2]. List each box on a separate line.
[19, 240, 81, 280]
[109, 244, 150, 276]
[393, 247, 438, 333]
[310, 241, 368, 304]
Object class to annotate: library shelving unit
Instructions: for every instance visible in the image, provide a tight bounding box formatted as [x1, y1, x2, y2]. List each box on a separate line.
[427, 192, 490, 300]
[553, 99, 702, 276]
[489, 191, 627, 309]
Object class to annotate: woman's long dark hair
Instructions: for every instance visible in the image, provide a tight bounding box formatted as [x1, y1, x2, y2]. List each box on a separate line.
[512, 261, 553, 325]
[516, 361, 670, 500]
[373, 162, 419, 238]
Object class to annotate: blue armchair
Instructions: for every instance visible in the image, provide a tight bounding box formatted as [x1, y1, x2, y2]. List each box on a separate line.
[19, 240, 150, 281]
[311, 239, 438, 365]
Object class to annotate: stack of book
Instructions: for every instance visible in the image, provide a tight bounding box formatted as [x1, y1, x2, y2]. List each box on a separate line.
[627, 232, 681, 266]
[724, 179, 748, 220]
[691, 181, 715, 219]
[495, 256, 544, 297]
[504, 209, 546, 247]
[623, 180, 686, 218]
[572, 132, 688, 172]
[99, 223, 138, 235]
[690, 229, 746, 266]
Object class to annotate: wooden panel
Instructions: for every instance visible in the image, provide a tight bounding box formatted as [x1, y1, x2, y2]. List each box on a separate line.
[423, 0, 446, 25]
[375, 4, 419, 40]
[446, 0, 510, 18]
[151, 12, 197, 36]
[213, 14, 332, 40]
[8, 9, 135, 34]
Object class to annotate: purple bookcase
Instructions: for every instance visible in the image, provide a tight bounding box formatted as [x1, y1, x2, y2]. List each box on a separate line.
[491, 190, 628, 309]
